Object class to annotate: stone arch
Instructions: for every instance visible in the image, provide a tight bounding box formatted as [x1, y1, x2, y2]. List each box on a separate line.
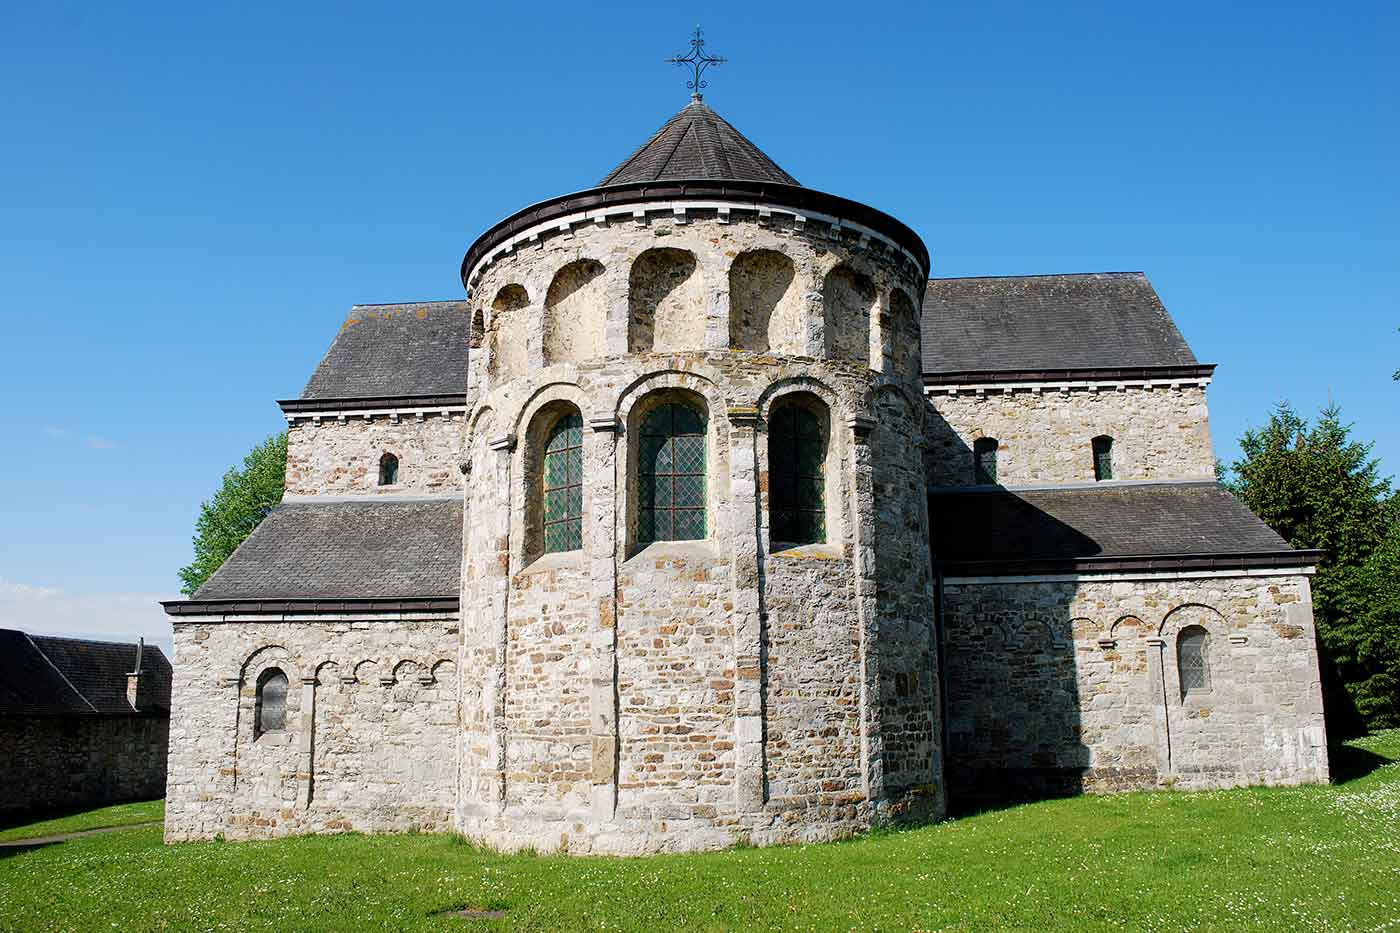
[886, 288, 921, 378]
[544, 259, 607, 364]
[822, 264, 877, 366]
[239, 645, 294, 684]
[392, 659, 423, 684]
[488, 284, 530, 381]
[1110, 614, 1147, 640]
[521, 395, 587, 562]
[352, 659, 379, 684]
[728, 249, 800, 354]
[314, 660, 340, 682]
[1070, 616, 1100, 642]
[629, 248, 702, 353]
[430, 659, 456, 683]
[764, 390, 836, 548]
[624, 385, 714, 553]
[1158, 603, 1228, 639]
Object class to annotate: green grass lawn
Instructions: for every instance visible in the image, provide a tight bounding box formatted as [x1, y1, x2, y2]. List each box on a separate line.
[1, 732, 1397, 931]
[0, 799, 163, 843]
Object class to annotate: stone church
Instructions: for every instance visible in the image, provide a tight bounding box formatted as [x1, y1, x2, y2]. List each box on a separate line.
[162, 92, 1329, 854]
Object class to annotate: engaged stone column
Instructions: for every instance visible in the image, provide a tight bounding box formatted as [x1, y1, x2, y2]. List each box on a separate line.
[728, 405, 765, 812]
[588, 414, 620, 821]
[296, 675, 317, 809]
[848, 413, 884, 804]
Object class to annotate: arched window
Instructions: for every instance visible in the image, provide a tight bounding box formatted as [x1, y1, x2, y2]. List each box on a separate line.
[1178, 626, 1210, 697]
[1092, 435, 1114, 481]
[378, 452, 399, 486]
[255, 668, 288, 735]
[542, 411, 583, 553]
[638, 402, 706, 544]
[769, 400, 827, 545]
[973, 438, 999, 485]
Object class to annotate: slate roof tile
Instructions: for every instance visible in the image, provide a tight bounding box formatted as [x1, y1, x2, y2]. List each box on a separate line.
[299, 301, 470, 401]
[599, 100, 799, 187]
[929, 482, 1294, 568]
[0, 630, 171, 717]
[921, 273, 1199, 375]
[193, 498, 463, 601]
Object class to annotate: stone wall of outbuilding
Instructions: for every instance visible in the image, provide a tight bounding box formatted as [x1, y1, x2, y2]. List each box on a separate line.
[163, 617, 459, 842]
[0, 714, 168, 818]
[924, 385, 1215, 487]
[940, 571, 1329, 807]
[284, 414, 464, 498]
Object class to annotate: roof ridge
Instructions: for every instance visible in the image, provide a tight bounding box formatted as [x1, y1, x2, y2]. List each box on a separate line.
[25, 632, 99, 713]
[928, 271, 1147, 283]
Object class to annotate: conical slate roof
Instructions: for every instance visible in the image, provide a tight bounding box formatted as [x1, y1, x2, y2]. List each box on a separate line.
[599, 99, 799, 187]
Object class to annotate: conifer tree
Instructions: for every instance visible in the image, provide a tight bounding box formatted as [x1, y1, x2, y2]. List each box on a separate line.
[1230, 403, 1397, 729]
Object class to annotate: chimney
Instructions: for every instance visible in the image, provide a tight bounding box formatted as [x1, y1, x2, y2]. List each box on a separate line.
[126, 637, 144, 711]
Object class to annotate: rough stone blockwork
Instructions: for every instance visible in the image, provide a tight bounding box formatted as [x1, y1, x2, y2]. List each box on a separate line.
[0, 717, 168, 817]
[285, 416, 464, 497]
[454, 210, 940, 854]
[941, 574, 1328, 805]
[924, 386, 1214, 486]
[164, 619, 459, 841]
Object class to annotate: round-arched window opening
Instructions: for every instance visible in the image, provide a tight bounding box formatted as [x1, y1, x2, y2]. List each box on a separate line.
[379, 452, 399, 486]
[255, 668, 288, 736]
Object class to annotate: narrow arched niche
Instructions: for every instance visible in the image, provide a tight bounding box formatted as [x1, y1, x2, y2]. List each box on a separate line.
[488, 284, 529, 381]
[729, 249, 800, 354]
[629, 248, 702, 353]
[822, 265, 876, 366]
[542, 260, 607, 365]
[887, 289, 920, 378]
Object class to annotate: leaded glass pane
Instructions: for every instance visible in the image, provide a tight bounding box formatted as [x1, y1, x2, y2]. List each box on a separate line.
[1178, 628, 1209, 696]
[637, 402, 707, 544]
[1093, 437, 1114, 481]
[542, 411, 583, 554]
[769, 403, 827, 545]
[257, 669, 288, 734]
[974, 438, 998, 485]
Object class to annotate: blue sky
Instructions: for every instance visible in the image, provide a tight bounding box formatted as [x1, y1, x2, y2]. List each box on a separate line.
[1, 0, 1395, 652]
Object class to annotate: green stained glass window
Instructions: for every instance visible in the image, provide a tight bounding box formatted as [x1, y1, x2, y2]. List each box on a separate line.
[638, 402, 706, 544]
[1093, 435, 1114, 481]
[769, 403, 826, 544]
[973, 438, 998, 485]
[542, 412, 583, 553]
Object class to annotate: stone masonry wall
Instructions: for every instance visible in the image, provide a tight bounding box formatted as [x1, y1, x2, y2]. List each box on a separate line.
[924, 385, 1214, 486]
[164, 617, 458, 841]
[456, 208, 940, 854]
[285, 415, 464, 497]
[941, 572, 1328, 806]
[0, 715, 168, 818]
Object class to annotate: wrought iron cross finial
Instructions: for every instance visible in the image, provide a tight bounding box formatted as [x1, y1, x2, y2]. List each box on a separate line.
[666, 25, 726, 100]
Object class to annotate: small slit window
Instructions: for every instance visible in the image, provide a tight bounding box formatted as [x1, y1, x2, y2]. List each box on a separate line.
[1092, 436, 1114, 481]
[379, 452, 399, 486]
[973, 438, 998, 485]
[1178, 626, 1210, 697]
[769, 401, 827, 545]
[638, 402, 707, 544]
[255, 668, 288, 735]
[542, 412, 583, 553]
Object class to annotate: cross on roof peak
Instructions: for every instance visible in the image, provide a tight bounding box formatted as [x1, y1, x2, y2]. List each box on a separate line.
[666, 26, 726, 101]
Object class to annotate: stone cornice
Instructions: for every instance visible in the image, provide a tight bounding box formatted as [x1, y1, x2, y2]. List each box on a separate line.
[935, 549, 1323, 578]
[922, 365, 1216, 396]
[162, 596, 460, 618]
[461, 181, 930, 292]
[278, 394, 468, 422]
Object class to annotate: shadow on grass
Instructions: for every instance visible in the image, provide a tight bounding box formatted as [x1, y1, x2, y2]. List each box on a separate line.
[1329, 743, 1393, 785]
